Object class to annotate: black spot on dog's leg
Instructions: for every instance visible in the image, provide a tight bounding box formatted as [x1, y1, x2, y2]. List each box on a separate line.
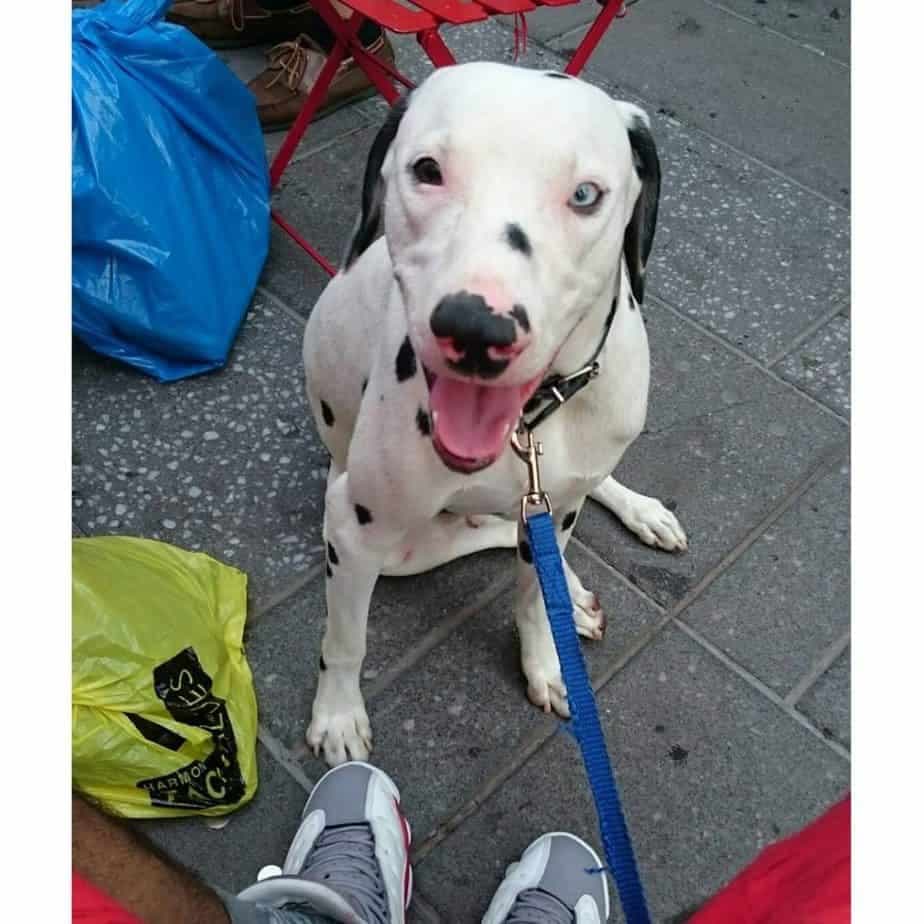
[321, 401, 335, 426]
[416, 408, 431, 437]
[355, 504, 373, 525]
[561, 510, 577, 531]
[327, 542, 339, 566]
[319, 655, 327, 670]
[510, 304, 531, 334]
[518, 540, 533, 564]
[505, 223, 532, 257]
[395, 336, 417, 382]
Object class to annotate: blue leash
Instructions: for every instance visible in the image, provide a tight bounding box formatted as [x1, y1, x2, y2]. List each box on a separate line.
[514, 428, 651, 924]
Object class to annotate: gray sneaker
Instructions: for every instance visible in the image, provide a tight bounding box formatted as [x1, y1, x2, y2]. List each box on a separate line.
[481, 832, 610, 924]
[237, 761, 412, 923]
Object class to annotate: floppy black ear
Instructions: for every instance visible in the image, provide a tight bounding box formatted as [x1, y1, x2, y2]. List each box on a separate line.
[622, 115, 661, 304]
[344, 95, 411, 270]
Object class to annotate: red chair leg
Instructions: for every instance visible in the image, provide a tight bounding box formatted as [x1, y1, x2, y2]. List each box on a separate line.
[271, 210, 338, 277]
[269, 15, 361, 189]
[564, 0, 625, 76]
[417, 28, 457, 68]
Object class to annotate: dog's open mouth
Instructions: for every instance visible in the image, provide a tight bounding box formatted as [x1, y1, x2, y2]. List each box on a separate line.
[424, 367, 543, 473]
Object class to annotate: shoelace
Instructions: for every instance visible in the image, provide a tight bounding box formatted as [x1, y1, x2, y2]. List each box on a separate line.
[264, 33, 326, 92]
[299, 824, 390, 924]
[225, 0, 247, 33]
[506, 887, 574, 924]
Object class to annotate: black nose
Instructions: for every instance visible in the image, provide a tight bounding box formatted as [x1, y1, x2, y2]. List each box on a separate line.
[431, 291, 525, 379]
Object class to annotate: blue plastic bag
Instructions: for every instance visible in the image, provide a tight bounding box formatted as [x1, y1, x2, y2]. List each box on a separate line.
[72, 0, 270, 382]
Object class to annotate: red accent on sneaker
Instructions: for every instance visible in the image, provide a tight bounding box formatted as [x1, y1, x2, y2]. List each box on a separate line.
[394, 796, 412, 907]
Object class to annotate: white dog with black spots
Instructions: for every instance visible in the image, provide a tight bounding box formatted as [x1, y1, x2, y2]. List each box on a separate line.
[302, 62, 687, 766]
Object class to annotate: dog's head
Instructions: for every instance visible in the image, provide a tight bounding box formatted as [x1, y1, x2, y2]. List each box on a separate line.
[345, 63, 660, 473]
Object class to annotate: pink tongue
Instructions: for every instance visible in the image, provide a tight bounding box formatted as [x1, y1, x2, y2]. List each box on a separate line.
[430, 376, 524, 462]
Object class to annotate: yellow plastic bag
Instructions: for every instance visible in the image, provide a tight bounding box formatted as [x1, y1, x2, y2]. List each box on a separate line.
[72, 537, 258, 818]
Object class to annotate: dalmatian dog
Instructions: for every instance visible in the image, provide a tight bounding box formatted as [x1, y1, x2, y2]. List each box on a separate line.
[302, 62, 687, 766]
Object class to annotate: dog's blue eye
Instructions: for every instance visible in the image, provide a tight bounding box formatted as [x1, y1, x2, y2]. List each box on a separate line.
[569, 182, 602, 210]
[412, 157, 443, 186]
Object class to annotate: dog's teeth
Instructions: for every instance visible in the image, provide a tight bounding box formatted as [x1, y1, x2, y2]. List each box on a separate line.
[431, 410, 439, 426]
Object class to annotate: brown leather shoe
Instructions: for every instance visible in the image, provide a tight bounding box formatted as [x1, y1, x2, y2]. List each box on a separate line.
[248, 32, 395, 132]
[167, 0, 319, 49]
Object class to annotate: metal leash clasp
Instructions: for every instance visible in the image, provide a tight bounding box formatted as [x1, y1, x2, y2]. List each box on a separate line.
[511, 421, 553, 523]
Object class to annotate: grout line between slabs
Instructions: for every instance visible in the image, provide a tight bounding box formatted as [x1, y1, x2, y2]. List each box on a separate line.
[257, 723, 316, 794]
[764, 299, 850, 368]
[257, 283, 308, 329]
[366, 570, 515, 703]
[649, 293, 850, 426]
[249, 557, 327, 625]
[698, 0, 849, 67]
[666, 441, 847, 621]
[570, 536, 668, 614]
[784, 630, 850, 707]
[672, 618, 850, 761]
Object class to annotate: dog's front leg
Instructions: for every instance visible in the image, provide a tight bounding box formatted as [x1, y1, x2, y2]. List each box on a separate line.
[515, 499, 600, 717]
[307, 469, 405, 766]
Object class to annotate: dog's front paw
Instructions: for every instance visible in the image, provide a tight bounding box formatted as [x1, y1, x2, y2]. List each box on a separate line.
[307, 691, 372, 767]
[623, 495, 688, 552]
[565, 574, 607, 641]
[573, 592, 607, 641]
[523, 660, 570, 719]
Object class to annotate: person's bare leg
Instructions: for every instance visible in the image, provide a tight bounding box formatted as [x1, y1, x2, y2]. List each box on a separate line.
[73, 793, 229, 924]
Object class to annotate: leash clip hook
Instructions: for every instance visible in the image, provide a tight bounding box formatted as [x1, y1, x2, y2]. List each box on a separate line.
[511, 421, 553, 522]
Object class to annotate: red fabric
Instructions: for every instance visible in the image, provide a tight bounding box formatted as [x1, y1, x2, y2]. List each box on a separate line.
[72, 871, 143, 924]
[690, 795, 850, 924]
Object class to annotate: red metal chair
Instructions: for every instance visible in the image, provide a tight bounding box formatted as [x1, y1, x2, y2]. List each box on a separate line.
[269, 0, 629, 276]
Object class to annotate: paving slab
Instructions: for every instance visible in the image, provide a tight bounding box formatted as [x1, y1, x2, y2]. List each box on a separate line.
[775, 310, 851, 417]
[574, 298, 847, 607]
[415, 625, 849, 922]
[713, 0, 850, 64]
[525, 1, 850, 64]
[243, 550, 511, 751]
[301, 544, 666, 844]
[648, 126, 848, 363]
[680, 459, 849, 695]
[549, 0, 850, 201]
[72, 300, 329, 610]
[797, 644, 850, 749]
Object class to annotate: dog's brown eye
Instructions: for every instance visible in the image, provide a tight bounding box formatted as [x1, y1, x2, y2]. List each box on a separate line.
[411, 157, 443, 186]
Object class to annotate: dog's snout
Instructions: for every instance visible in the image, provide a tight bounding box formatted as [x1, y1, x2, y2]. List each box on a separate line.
[430, 291, 531, 379]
